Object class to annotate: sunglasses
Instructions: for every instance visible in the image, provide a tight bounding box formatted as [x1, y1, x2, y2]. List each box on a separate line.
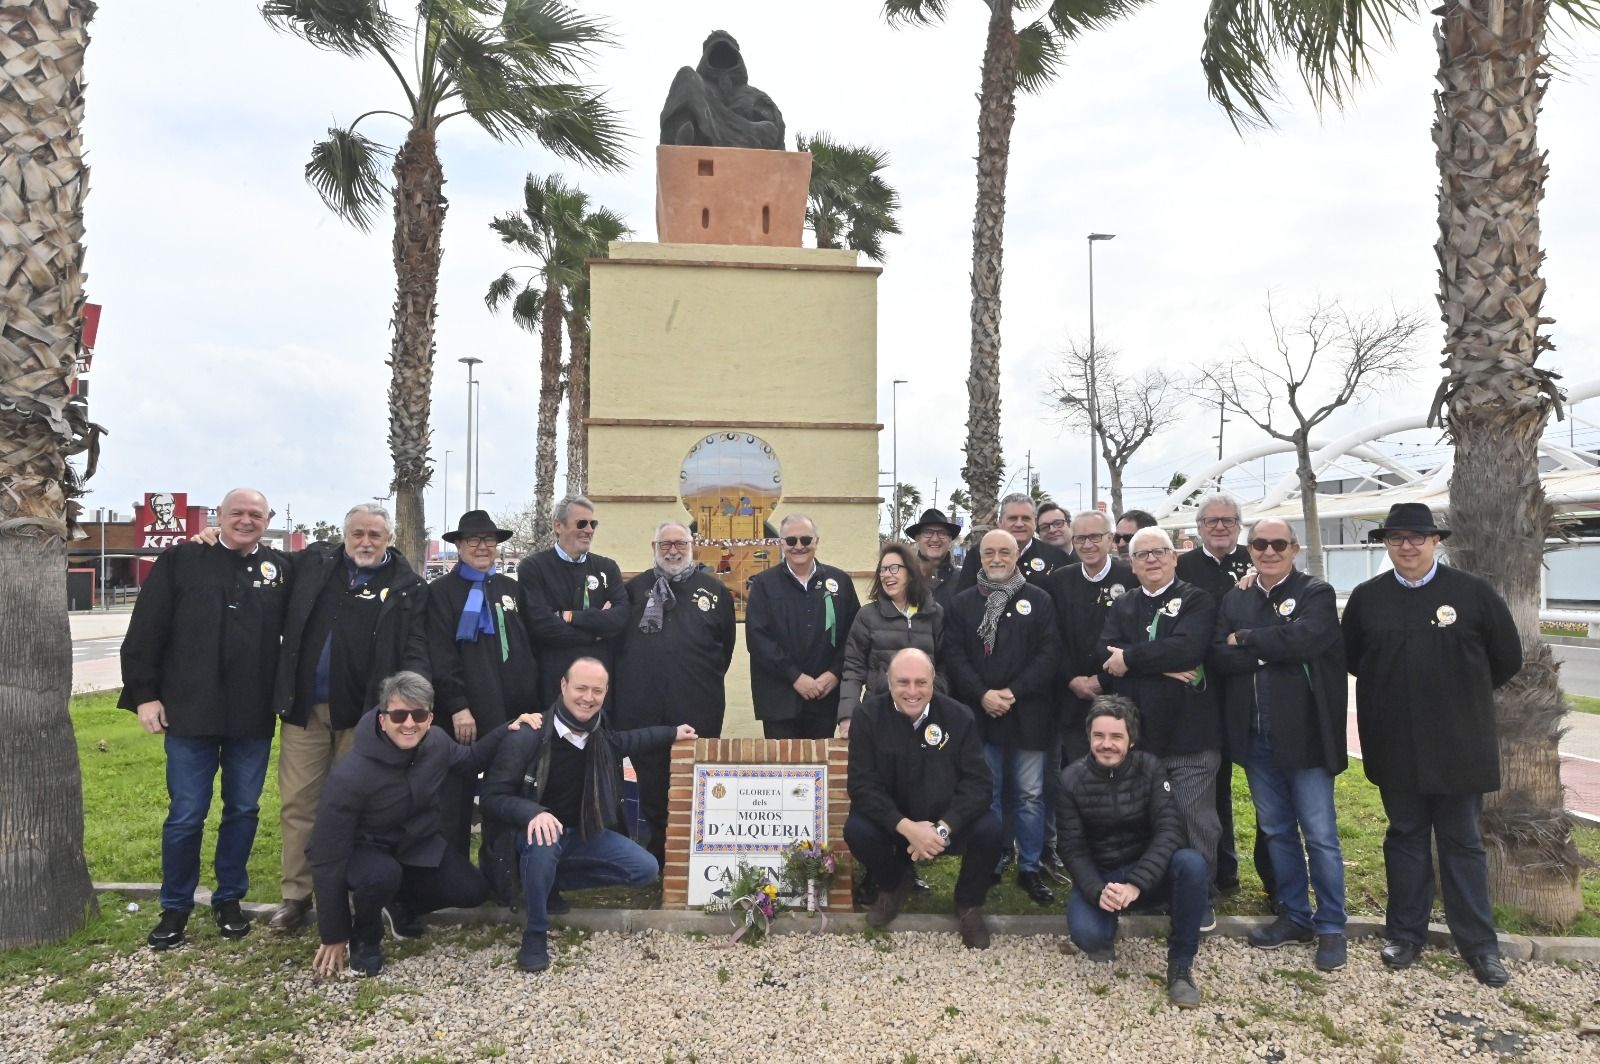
[783, 536, 815, 547]
[573, 518, 599, 530]
[1250, 538, 1292, 553]
[384, 708, 433, 725]
[1113, 533, 1134, 543]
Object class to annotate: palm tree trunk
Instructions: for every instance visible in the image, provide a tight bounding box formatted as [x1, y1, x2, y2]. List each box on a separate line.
[1295, 435, 1326, 579]
[564, 311, 588, 496]
[387, 125, 446, 564]
[532, 284, 565, 549]
[1433, 0, 1579, 922]
[0, 0, 98, 947]
[960, 0, 1017, 528]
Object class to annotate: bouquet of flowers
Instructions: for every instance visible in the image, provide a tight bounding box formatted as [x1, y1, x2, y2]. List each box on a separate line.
[703, 861, 780, 945]
[781, 838, 838, 914]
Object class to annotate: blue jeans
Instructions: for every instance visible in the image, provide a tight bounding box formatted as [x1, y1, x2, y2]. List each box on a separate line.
[1066, 848, 1208, 966]
[1380, 788, 1498, 958]
[517, 827, 658, 935]
[1243, 729, 1347, 934]
[160, 735, 272, 912]
[983, 743, 1045, 872]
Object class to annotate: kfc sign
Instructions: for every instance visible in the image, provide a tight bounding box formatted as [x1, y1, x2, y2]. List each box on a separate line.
[137, 492, 189, 549]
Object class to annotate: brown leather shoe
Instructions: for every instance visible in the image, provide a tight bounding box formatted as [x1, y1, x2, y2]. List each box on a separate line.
[866, 873, 915, 929]
[267, 897, 311, 933]
[957, 906, 991, 950]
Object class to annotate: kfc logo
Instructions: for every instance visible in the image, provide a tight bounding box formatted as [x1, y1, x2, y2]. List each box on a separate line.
[138, 492, 189, 548]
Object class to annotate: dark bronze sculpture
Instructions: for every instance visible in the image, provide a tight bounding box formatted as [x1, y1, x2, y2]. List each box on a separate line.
[660, 31, 784, 150]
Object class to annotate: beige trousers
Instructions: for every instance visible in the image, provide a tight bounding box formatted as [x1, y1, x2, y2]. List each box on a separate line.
[278, 702, 356, 901]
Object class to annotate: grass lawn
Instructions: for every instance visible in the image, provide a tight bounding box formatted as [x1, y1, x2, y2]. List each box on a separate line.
[1569, 694, 1600, 716]
[71, 691, 1600, 931]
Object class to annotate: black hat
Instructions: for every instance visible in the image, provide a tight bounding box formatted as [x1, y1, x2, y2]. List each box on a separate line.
[1367, 502, 1451, 542]
[443, 510, 513, 544]
[904, 507, 961, 539]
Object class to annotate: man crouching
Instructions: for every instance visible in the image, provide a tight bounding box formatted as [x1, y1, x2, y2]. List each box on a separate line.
[1057, 694, 1208, 1008]
[481, 658, 696, 972]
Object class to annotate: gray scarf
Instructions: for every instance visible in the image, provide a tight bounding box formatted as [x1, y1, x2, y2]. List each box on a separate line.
[975, 569, 1026, 654]
[639, 564, 697, 633]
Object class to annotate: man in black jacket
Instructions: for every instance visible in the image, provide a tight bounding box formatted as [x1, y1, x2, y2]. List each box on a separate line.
[517, 495, 630, 706]
[955, 493, 1071, 591]
[307, 672, 543, 978]
[1342, 503, 1521, 987]
[944, 529, 1063, 906]
[481, 658, 696, 973]
[121, 488, 290, 951]
[614, 521, 736, 865]
[266, 503, 431, 933]
[1058, 695, 1208, 1008]
[845, 649, 1000, 947]
[1212, 518, 1348, 972]
[426, 510, 542, 856]
[906, 508, 962, 613]
[744, 513, 862, 739]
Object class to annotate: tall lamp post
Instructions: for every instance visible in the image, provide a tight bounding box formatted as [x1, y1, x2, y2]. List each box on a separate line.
[1087, 233, 1116, 510]
[441, 449, 453, 526]
[459, 357, 482, 512]
[891, 378, 908, 535]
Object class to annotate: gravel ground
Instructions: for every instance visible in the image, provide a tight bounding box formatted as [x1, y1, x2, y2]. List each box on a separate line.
[9, 925, 1600, 1063]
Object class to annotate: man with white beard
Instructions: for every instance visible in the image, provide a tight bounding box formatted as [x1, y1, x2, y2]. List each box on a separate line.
[613, 522, 736, 865]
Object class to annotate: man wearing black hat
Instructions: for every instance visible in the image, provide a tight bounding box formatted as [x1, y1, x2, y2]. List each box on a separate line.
[1342, 503, 1521, 987]
[426, 510, 541, 856]
[517, 495, 630, 707]
[905, 508, 963, 612]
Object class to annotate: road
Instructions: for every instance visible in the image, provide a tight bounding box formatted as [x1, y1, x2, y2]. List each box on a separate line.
[1554, 643, 1600, 698]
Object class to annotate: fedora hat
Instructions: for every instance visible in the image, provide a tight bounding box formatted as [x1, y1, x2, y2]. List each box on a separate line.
[443, 509, 513, 544]
[1367, 502, 1451, 542]
[904, 507, 961, 539]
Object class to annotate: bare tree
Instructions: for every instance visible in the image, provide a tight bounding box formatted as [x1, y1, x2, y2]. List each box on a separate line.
[1197, 297, 1428, 578]
[1048, 342, 1182, 518]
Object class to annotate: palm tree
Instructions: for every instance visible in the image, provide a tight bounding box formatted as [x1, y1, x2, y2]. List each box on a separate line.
[560, 204, 630, 497]
[485, 174, 589, 550]
[797, 132, 903, 261]
[262, 0, 627, 564]
[1200, 0, 1598, 922]
[0, 0, 99, 947]
[883, 0, 1148, 528]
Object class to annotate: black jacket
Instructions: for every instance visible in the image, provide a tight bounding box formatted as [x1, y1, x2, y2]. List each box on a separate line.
[838, 595, 947, 715]
[1343, 564, 1521, 794]
[308, 708, 512, 943]
[926, 555, 961, 614]
[1100, 579, 1220, 758]
[119, 541, 290, 739]
[1210, 569, 1347, 772]
[426, 566, 541, 730]
[1175, 545, 1253, 601]
[847, 692, 993, 838]
[517, 548, 630, 705]
[1057, 749, 1184, 900]
[1043, 558, 1136, 758]
[942, 582, 1063, 750]
[479, 716, 678, 832]
[272, 542, 430, 729]
[744, 562, 862, 722]
[613, 569, 737, 736]
[956, 536, 1072, 591]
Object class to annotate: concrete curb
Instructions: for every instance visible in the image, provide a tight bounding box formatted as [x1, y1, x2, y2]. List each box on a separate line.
[93, 883, 1591, 962]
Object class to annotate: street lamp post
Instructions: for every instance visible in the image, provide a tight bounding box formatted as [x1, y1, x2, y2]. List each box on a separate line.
[891, 379, 908, 535]
[441, 449, 453, 526]
[1087, 233, 1116, 510]
[459, 357, 482, 513]
[97, 507, 107, 610]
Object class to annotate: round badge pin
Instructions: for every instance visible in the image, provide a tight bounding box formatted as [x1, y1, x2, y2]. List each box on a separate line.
[501, 594, 516, 612]
[1436, 604, 1457, 626]
[259, 561, 278, 583]
[697, 596, 711, 612]
[1278, 598, 1296, 617]
[1030, 557, 1045, 572]
[1016, 599, 1033, 616]
[585, 575, 600, 590]
[1109, 583, 1125, 599]
[825, 578, 839, 594]
[924, 723, 943, 747]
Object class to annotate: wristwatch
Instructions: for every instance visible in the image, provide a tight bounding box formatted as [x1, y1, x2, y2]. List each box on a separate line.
[935, 822, 950, 842]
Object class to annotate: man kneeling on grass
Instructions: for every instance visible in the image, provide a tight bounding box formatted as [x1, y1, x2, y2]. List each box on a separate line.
[1057, 694, 1208, 1008]
[480, 657, 697, 973]
[308, 671, 542, 978]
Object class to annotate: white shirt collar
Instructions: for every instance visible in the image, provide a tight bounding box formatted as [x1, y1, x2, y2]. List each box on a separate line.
[552, 715, 590, 749]
[1202, 544, 1233, 564]
[1394, 560, 1439, 589]
[1256, 570, 1290, 595]
[901, 704, 931, 730]
[554, 543, 588, 564]
[1141, 579, 1175, 598]
[1082, 557, 1113, 582]
[787, 561, 817, 588]
[218, 534, 260, 556]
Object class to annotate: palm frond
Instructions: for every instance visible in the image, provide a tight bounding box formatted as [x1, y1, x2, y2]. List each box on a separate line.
[1016, 19, 1068, 94]
[305, 126, 392, 230]
[261, 0, 404, 55]
[489, 210, 544, 255]
[484, 270, 522, 311]
[518, 87, 630, 170]
[510, 285, 544, 333]
[498, 0, 616, 81]
[799, 131, 902, 262]
[882, 0, 950, 27]
[1044, 0, 1155, 41]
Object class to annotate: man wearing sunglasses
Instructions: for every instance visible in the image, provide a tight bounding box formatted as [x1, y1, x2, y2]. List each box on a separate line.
[1341, 503, 1521, 987]
[1113, 509, 1157, 561]
[1211, 518, 1349, 973]
[955, 493, 1072, 592]
[745, 514, 862, 739]
[307, 671, 544, 978]
[519, 495, 630, 706]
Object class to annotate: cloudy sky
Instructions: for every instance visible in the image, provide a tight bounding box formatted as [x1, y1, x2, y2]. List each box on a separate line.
[76, 1, 1599, 534]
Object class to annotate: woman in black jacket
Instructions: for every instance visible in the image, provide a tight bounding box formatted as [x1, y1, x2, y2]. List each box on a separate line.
[838, 542, 946, 736]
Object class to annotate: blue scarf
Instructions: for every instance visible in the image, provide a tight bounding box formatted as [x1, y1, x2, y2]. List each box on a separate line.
[454, 562, 498, 642]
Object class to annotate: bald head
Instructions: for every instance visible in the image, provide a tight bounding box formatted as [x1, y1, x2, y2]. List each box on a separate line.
[218, 488, 269, 553]
[979, 528, 1019, 581]
[887, 648, 935, 719]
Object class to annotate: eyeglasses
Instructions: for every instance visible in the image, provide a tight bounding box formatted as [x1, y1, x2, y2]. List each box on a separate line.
[655, 540, 690, 550]
[1200, 516, 1239, 529]
[1113, 533, 1135, 544]
[877, 564, 906, 576]
[783, 536, 815, 547]
[919, 529, 951, 540]
[384, 708, 433, 725]
[1250, 538, 1292, 553]
[461, 535, 497, 548]
[573, 519, 599, 530]
[1037, 519, 1067, 533]
[1071, 532, 1109, 546]
[1382, 532, 1430, 547]
[1130, 548, 1174, 562]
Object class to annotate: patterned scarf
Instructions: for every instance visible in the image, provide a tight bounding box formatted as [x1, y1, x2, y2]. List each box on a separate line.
[639, 564, 697, 634]
[975, 568, 1026, 654]
[453, 562, 498, 642]
[552, 699, 619, 842]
